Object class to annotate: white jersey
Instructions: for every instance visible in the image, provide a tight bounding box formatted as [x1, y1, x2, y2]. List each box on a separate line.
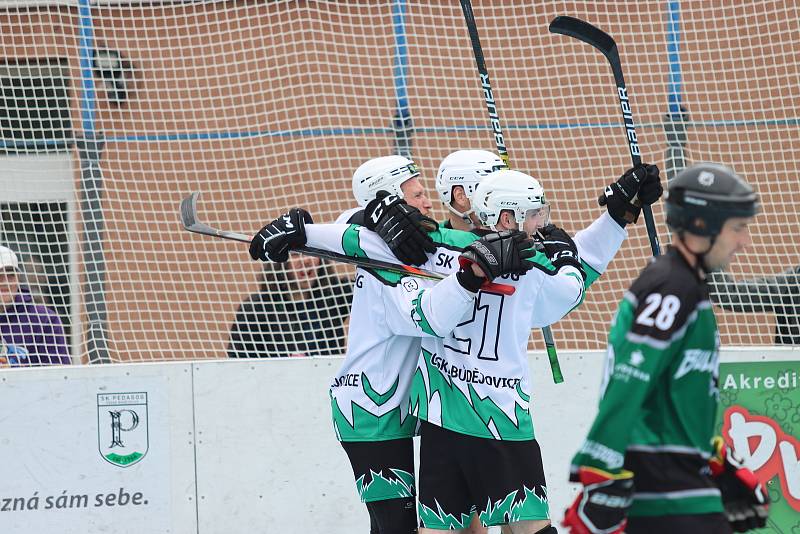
[309, 213, 627, 442]
[329, 210, 477, 442]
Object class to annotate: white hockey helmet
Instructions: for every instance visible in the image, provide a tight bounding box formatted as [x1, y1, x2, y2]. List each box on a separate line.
[351, 155, 420, 206]
[472, 169, 547, 229]
[436, 150, 506, 226]
[435, 150, 507, 205]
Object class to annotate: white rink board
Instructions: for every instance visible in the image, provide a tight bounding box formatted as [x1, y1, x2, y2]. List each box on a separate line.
[0, 362, 197, 534]
[191, 358, 363, 532]
[1, 348, 797, 534]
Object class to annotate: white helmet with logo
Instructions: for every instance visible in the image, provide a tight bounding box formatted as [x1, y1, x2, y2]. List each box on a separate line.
[352, 155, 420, 206]
[472, 169, 547, 229]
[435, 150, 507, 222]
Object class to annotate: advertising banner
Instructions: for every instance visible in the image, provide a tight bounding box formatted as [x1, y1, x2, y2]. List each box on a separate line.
[0, 364, 196, 534]
[718, 361, 800, 533]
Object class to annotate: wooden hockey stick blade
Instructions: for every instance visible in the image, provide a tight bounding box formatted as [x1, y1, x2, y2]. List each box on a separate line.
[179, 193, 515, 295]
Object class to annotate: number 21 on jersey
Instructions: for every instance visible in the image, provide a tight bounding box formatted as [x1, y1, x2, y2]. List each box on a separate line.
[444, 292, 505, 361]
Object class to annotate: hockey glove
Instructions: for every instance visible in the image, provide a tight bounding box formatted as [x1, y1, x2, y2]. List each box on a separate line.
[563, 467, 634, 534]
[599, 164, 663, 226]
[364, 191, 438, 266]
[248, 208, 312, 263]
[457, 230, 535, 292]
[709, 437, 769, 532]
[537, 225, 585, 280]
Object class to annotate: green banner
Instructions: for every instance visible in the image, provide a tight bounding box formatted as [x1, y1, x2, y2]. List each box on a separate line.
[717, 361, 800, 533]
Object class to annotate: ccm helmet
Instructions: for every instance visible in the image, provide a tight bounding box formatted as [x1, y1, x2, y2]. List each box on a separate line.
[352, 155, 419, 207]
[665, 163, 759, 237]
[472, 169, 547, 229]
[436, 150, 507, 204]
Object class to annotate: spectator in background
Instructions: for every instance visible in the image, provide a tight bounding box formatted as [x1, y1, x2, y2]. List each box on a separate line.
[0, 245, 71, 366]
[228, 254, 352, 358]
[708, 266, 800, 345]
[21, 251, 54, 307]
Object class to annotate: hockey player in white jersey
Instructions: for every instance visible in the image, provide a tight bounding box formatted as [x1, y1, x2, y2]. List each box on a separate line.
[250, 154, 533, 534]
[249, 160, 662, 533]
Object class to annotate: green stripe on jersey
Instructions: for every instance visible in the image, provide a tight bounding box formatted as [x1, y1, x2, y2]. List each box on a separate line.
[342, 224, 405, 286]
[412, 291, 438, 336]
[362, 374, 399, 407]
[582, 260, 601, 286]
[630, 492, 723, 517]
[332, 396, 416, 442]
[342, 224, 368, 257]
[410, 348, 534, 441]
[428, 226, 479, 249]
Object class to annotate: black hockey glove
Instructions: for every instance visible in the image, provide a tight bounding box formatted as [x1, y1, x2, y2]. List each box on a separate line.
[248, 208, 312, 263]
[563, 467, 634, 534]
[599, 163, 663, 226]
[537, 225, 585, 280]
[709, 437, 770, 532]
[457, 230, 535, 292]
[364, 191, 438, 266]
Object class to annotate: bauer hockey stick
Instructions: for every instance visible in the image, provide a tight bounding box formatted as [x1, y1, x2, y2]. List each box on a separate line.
[391, 0, 414, 158]
[459, 0, 563, 383]
[179, 192, 515, 296]
[549, 16, 661, 257]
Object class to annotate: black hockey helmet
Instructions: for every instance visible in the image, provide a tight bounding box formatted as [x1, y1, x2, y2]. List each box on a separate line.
[665, 163, 759, 237]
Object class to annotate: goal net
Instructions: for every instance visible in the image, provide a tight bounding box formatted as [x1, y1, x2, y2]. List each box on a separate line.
[1, 0, 797, 363]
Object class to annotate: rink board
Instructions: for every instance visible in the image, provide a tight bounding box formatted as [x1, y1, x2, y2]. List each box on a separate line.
[0, 349, 797, 533]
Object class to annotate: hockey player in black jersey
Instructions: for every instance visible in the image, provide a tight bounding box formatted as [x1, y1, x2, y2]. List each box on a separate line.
[564, 163, 769, 534]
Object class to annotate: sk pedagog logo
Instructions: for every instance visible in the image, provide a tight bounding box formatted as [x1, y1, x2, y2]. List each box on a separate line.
[97, 392, 149, 467]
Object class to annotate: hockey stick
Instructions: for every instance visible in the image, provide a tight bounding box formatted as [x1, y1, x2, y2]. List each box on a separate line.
[459, 0, 509, 168]
[549, 16, 661, 257]
[179, 192, 515, 296]
[391, 0, 413, 158]
[460, 0, 563, 384]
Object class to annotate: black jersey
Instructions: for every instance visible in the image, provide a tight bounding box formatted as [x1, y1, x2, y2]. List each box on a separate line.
[572, 247, 724, 516]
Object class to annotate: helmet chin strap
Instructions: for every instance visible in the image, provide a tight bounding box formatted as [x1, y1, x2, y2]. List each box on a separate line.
[677, 231, 717, 274]
[447, 203, 475, 229]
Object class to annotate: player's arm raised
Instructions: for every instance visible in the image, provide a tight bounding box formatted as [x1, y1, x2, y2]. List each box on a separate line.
[599, 164, 663, 228]
[571, 164, 663, 287]
[526, 227, 587, 327]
